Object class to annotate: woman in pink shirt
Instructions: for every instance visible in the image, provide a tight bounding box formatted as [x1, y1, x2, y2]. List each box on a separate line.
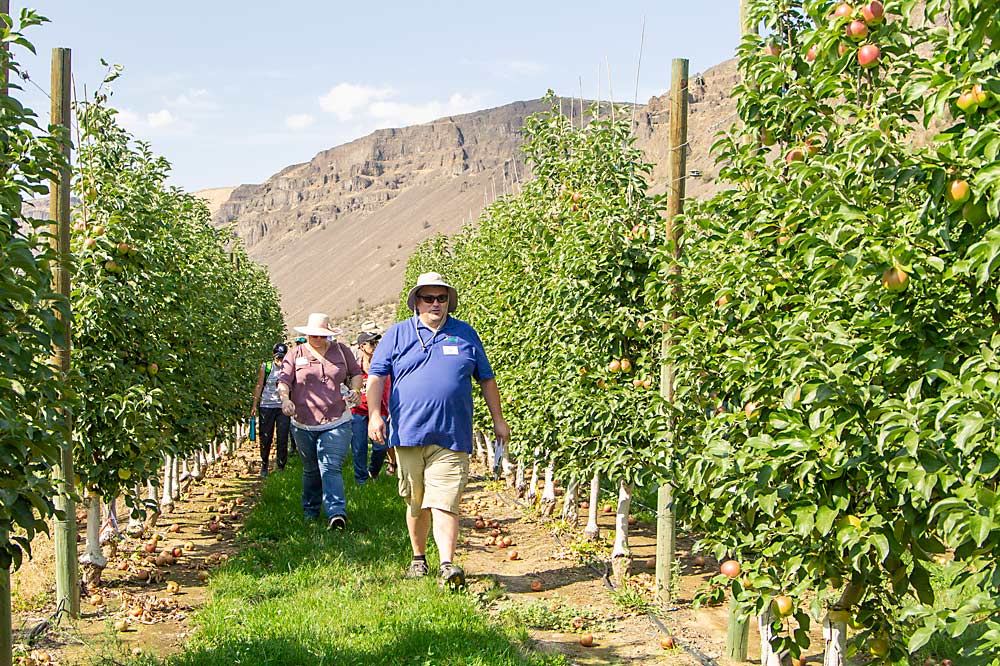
[277, 313, 362, 529]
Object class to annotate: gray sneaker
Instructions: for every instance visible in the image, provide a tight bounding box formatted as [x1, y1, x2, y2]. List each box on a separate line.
[439, 563, 466, 588]
[327, 515, 346, 531]
[406, 559, 429, 578]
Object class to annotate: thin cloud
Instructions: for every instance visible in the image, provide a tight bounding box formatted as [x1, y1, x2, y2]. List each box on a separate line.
[368, 92, 485, 127]
[147, 109, 175, 128]
[319, 83, 396, 121]
[318, 83, 486, 128]
[164, 88, 218, 111]
[285, 113, 316, 130]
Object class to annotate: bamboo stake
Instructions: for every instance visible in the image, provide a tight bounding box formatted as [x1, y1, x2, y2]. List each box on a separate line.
[1, 4, 13, 662]
[631, 17, 646, 134]
[605, 57, 616, 123]
[50, 46, 79, 619]
[655, 58, 688, 607]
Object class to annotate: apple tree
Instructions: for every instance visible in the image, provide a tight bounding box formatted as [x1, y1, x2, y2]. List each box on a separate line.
[654, 0, 1000, 663]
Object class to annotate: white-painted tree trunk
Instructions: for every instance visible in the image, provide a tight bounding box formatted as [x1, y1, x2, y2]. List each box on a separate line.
[515, 461, 527, 497]
[206, 440, 216, 465]
[540, 464, 557, 517]
[610, 480, 634, 583]
[561, 475, 580, 526]
[475, 430, 488, 465]
[758, 607, 783, 666]
[526, 462, 539, 503]
[170, 456, 181, 501]
[583, 472, 601, 541]
[79, 492, 107, 586]
[823, 612, 847, 666]
[145, 477, 160, 529]
[195, 450, 206, 479]
[500, 446, 515, 485]
[160, 454, 175, 513]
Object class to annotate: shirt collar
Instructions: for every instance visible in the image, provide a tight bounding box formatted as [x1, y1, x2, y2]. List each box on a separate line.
[414, 314, 451, 333]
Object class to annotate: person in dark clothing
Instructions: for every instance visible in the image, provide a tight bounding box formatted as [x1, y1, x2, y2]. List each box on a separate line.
[251, 343, 291, 477]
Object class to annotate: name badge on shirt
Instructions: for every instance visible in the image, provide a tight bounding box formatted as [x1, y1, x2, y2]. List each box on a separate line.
[295, 357, 309, 366]
[443, 345, 459, 356]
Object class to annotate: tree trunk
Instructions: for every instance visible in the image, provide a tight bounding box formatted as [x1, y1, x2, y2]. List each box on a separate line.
[145, 477, 160, 530]
[610, 480, 634, 583]
[758, 607, 783, 666]
[540, 464, 557, 517]
[79, 493, 107, 588]
[561, 475, 580, 526]
[823, 612, 847, 666]
[475, 430, 488, 465]
[583, 472, 601, 541]
[160, 454, 175, 513]
[526, 462, 538, 503]
[515, 461, 527, 497]
[170, 456, 181, 501]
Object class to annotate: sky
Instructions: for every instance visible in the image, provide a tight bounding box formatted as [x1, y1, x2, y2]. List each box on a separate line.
[15, 1, 741, 192]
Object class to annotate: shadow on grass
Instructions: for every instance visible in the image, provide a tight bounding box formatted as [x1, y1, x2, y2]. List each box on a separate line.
[169, 623, 550, 666]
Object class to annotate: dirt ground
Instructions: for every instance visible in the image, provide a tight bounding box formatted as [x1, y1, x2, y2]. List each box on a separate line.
[454, 467, 827, 666]
[11, 449, 823, 666]
[10, 446, 260, 666]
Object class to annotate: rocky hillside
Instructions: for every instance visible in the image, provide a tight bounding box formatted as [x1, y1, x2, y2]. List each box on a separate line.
[212, 59, 741, 331]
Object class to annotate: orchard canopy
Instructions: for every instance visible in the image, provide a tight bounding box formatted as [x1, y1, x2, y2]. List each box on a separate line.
[402, 0, 1000, 662]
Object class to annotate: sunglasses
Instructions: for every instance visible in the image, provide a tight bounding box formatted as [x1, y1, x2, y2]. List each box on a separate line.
[419, 294, 449, 304]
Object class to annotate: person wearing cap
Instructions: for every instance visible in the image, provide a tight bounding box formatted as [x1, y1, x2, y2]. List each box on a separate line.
[367, 272, 510, 586]
[350, 330, 394, 485]
[251, 343, 292, 477]
[277, 313, 363, 529]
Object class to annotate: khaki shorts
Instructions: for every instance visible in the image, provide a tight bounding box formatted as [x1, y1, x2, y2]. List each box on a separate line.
[395, 445, 470, 517]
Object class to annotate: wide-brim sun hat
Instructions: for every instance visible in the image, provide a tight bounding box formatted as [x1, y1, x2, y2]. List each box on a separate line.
[360, 320, 383, 335]
[293, 313, 344, 337]
[406, 272, 458, 313]
[357, 331, 382, 345]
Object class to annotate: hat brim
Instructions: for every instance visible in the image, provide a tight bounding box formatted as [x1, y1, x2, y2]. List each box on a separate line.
[406, 283, 458, 313]
[293, 325, 344, 337]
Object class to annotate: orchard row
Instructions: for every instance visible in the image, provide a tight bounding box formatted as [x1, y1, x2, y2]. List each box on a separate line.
[1, 18, 283, 583]
[402, 0, 1000, 664]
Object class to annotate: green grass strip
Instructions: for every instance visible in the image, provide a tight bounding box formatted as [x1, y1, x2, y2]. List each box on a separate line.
[123, 458, 566, 666]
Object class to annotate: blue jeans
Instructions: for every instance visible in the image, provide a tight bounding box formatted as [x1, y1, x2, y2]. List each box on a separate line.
[351, 413, 389, 485]
[292, 421, 351, 519]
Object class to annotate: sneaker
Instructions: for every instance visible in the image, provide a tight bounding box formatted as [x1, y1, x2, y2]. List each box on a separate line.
[259, 467, 268, 479]
[439, 563, 466, 588]
[327, 515, 347, 531]
[406, 559, 429, 578]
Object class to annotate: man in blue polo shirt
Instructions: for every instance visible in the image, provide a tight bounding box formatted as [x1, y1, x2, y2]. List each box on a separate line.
[367, 272, 510, 587]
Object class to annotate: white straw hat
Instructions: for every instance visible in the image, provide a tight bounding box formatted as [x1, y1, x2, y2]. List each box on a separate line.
[293, 313, 344, 337]
[406, 272, 458, 313]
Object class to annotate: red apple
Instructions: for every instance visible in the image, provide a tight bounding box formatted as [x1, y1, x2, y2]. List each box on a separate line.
[861, 0, 884, 24]
[660, 634, 676, 649]
[508, 549, 519, 560]
[858, 44, 881, 68]
[530, 579, 543, 591]
[806, 45, 818, 62]
[763, 44, 782, 57]
[785, 148, 806, 163]
[720, 559, 742, 578]
[881, 266, 909, 293]
[833, 3, 854, 18]
[838, 42, 852, 57]
[846, 20, 869, 40]
[579, 634, 594, 647]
